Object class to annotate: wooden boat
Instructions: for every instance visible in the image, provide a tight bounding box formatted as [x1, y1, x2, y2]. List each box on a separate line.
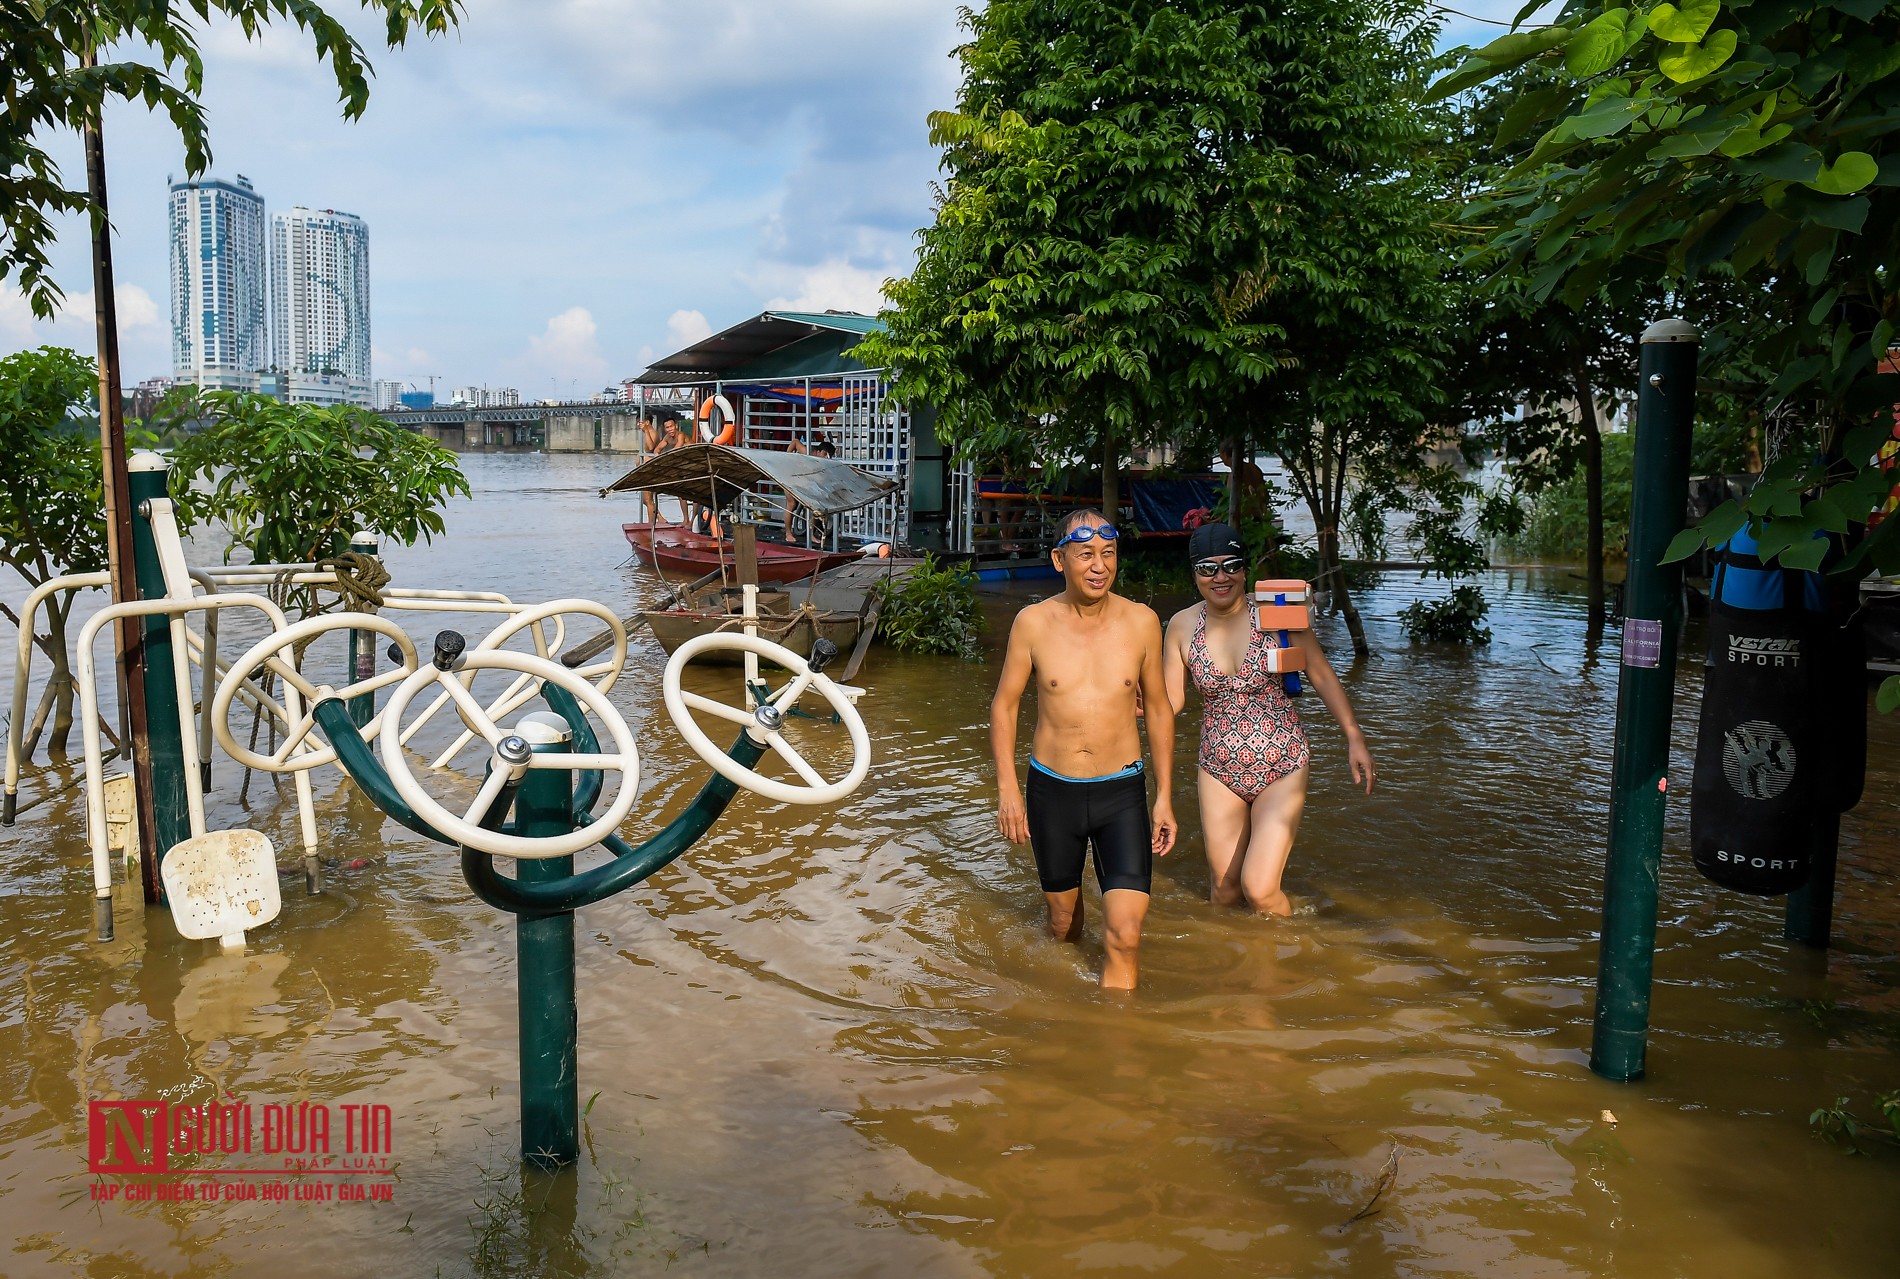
[620, 522, 860, 582]
[642, 583, 874, 666]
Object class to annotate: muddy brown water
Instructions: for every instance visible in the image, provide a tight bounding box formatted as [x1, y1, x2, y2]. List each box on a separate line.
[1, 452, 1896, 1277]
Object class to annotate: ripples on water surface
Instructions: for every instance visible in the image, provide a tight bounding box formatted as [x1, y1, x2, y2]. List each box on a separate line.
[1, 453, 1895, 1277]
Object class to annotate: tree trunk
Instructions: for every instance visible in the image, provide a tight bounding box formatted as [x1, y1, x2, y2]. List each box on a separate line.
[1227, 433, 1243, 523]
[1307, 492, 1369, 659]
[1572, 357, 1605, 629]
[1101, 430, 1120, 528]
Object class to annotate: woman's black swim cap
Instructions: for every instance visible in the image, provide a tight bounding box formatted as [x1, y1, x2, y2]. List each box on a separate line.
[1187, 522, 1243, 562]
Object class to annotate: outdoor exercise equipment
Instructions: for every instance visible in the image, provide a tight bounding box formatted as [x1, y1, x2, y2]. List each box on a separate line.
[1690, 536, 1826, 894]
[298, 625, 869, 1167]
[3, 451, 628, 934]
[1593, 317, 1877, 1082]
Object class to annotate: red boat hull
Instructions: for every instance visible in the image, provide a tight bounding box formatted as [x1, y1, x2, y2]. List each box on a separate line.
[621, 523, 861, 582]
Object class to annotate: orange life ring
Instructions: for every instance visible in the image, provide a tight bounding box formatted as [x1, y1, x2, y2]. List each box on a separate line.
[697, 394, 737, 445]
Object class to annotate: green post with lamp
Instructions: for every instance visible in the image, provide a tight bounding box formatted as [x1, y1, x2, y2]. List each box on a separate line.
[126, 453, 192, 879]
[1589, 318, 1699, 1083]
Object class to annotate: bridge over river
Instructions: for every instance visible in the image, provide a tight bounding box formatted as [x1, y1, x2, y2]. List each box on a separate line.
[381, 398, 687, 452]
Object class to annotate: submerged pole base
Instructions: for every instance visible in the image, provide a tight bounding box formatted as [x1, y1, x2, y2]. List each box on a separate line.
[95, 893, 114, 943]
[2, 790, 14, 825]
[304, 853, 322, 896]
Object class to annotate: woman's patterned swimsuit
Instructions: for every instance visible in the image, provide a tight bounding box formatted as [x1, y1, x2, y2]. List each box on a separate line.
[1188, 605, 1308, 802]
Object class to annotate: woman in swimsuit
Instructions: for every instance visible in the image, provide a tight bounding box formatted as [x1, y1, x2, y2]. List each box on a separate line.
[1161, 523, 1374, 915]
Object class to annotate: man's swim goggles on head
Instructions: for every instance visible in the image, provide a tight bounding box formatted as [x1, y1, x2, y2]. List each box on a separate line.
[1052, 523, 1120, 551]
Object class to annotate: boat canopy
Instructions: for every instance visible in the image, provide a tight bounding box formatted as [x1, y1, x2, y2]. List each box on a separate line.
[602, 443, 898, 515]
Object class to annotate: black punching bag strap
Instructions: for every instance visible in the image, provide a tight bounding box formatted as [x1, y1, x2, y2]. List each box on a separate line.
[1689, 544, 1818, 895]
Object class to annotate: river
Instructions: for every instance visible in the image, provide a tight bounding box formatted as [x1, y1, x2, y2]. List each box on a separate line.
[1, 451, 1895, 1277]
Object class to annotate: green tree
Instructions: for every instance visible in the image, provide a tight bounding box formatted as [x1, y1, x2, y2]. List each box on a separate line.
[1215, 1, 1451, 656]
[2, 0, 462, 316]
[1431, 0, 1900, 592]
[0, 346, 116, 753]
[167, 392, 469, 585]
[858, 0, 1300, 522]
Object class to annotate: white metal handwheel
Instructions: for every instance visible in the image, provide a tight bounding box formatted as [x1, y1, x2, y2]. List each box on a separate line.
[212, 614, 421, 774]
[377, 649, 640, 859]
[662, 632, 870, 805]
[399, 599, 630, 766]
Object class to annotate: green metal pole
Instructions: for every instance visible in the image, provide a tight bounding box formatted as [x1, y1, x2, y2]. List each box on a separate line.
[1783, 814, 1839, 948]
[345, 530, 380, 730]
[512, 711, 579, 1168]
[126, 454, 192, 879]
[1590, 318, 1700, 1083]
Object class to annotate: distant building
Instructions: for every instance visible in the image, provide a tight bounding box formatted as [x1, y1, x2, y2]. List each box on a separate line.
[168, 175, 269, 395]
[398, 389, 435, 411]
[272, 206, 372, 406]
[373, 379, 406, 411]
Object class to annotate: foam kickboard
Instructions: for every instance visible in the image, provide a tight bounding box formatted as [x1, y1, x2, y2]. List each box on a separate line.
[1253, 579, 1310, 603]
[1264, 645, 1308, 675]
[1255, 603, 1310, 631]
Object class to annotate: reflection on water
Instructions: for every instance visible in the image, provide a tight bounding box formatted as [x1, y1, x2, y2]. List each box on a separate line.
[2, 453, 1896, 1276]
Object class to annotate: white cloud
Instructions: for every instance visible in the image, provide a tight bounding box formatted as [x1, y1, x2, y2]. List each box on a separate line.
[524, 307, 609, 384]
[755, 260, 890, 316]
[1, 283, 164, 368]
[663, 309, 712, 351]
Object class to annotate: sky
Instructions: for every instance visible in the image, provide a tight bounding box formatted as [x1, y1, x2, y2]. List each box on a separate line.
[0, 1, 1534, 397]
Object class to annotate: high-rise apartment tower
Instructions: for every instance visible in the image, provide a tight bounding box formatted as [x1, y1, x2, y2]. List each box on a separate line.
[168, 176, 268, 393]
[272, 206, 372, 406]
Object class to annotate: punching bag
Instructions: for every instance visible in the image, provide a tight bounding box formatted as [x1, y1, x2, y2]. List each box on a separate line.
[1689, 538, 1822, 894]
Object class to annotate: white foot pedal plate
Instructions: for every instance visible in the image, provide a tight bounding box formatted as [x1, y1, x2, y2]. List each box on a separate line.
[161, 830, 282, 952]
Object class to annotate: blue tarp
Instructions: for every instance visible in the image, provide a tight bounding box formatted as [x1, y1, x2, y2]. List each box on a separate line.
[1129, 477, 1221, 534]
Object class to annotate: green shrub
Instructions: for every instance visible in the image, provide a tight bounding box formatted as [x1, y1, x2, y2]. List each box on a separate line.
[876, 554, 985, 660]
[1399, 583, 1493, 645]
[1504, 431, 1636, 564]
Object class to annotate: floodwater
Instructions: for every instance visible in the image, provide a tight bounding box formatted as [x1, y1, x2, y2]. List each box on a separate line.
[1, 451, 1896, 1278]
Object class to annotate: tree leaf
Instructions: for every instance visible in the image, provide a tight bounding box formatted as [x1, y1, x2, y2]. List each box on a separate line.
[1649, 0, 1721, 43]
[1803, 151, 1879, 195]
[1659, 28, 1738, 82]
[1430, 29, 1578, 101]
[1733, 141, 1823, 182]
[1878, 675, 1900, 716]
[1779, 534, 1830, 572]
[1565, 9, 1648, 77]
[1473, 26, 1581, 65]
[1716, 121, 1792, 155]
[1803, 491, 1851, 534]
[1662, 525, 1710, 562]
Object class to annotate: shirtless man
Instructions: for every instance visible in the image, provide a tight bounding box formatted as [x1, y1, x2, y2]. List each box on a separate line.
[990, 508, 1177, 990]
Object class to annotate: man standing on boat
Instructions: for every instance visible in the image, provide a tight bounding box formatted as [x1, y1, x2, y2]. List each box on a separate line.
[990, 509, 1177, 990]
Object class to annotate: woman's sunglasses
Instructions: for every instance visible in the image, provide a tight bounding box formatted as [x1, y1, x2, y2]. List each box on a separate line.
[1192, 557, 1247, 579]
[1053, 523, 1121, 551]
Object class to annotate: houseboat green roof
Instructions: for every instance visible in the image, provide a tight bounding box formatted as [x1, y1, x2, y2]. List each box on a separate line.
[635, 311, 886, 384]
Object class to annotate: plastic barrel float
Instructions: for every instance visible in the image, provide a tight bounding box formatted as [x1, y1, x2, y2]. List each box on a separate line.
[1252, 579, 1310, 697]
[1689, 527, 1867, 894]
